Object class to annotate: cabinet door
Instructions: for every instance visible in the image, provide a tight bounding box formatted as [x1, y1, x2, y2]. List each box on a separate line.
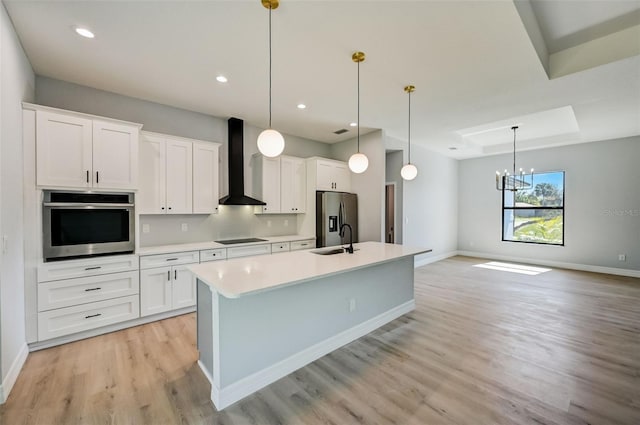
[138, 134, 167, 214]
[140, 266, 172, 317]
[172, 265, 196, 309]
[192, 142, 220, 214]
[261, 156, 281, 213]
[292, 158, 307, 212]
[165, 139, 193, 214]
[92, 121, 139, 190]
[333, 163, 352, 192]
[316, 160, 335, 191]
[36, 111, 92, 188]
[281, 157, 306, 213]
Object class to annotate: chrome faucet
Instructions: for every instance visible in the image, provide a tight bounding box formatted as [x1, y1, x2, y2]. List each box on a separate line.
[339, 223, 354, 254]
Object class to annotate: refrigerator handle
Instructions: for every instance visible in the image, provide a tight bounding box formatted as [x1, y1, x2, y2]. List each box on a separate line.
[338, 202, 343, 229]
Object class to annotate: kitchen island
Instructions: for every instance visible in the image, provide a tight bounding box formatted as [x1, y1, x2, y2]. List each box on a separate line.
[189, 241, 431, 410]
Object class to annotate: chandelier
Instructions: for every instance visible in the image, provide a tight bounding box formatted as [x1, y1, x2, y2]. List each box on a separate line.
[495, 126, 534, 191]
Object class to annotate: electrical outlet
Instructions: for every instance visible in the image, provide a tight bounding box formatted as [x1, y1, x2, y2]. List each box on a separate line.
[267, 220, 272, 228]
[349, 298, 356, 312]
[142, 224, 150, 234]
[2, 235, 7, 254]
[181, 223, 188, 232]
[405, 217, 409, 224]
[284, 219, 289, 227]
[618, 254, 626, 261]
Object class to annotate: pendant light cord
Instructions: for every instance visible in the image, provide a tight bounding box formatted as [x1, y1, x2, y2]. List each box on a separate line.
[268, 5, 273, 129]
[408, 90, 411, 163]
[357, 59, 360, 153]
[512, 126, 517, 176]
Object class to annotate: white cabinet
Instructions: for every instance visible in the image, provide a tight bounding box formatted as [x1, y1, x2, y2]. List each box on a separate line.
[253, 154, 306, 213]
[139, 251, 198, 317]
[139, 132, 220, 215]
[252, 155, 281, 213]
[280, 156, 306, 213]
[36, 254, 140, 341]
[193, 142, 220, 214]
[271, 242, 290, 253]
[290, 239, 315, 251]
[36, 109, 140, 190]
[226, 244, 272, 259]
[313, 158, 351, 192]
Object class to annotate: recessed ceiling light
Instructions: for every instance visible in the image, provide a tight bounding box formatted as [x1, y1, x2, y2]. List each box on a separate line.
[350, 122, 357, 127]
[216, 75, 228, 83]
[74, 27, 95, 39]
[297, 104, 306, 109]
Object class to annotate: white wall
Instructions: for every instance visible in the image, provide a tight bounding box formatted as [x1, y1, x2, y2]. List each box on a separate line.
[401, 143, 459, 264]
[458, 136, 640, 272]
[330, 131, 385, 242]
[0, 3, 34, 402]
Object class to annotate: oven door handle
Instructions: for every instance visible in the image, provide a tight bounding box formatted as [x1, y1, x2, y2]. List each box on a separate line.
[43, 203, 135, 208]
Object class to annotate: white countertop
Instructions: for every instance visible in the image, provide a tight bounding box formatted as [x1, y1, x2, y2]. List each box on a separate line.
[189, 241, 431, 299]
[137, 234, 315, 256]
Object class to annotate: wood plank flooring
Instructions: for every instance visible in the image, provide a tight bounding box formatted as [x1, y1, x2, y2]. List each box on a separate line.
[1, 256, 639, 424]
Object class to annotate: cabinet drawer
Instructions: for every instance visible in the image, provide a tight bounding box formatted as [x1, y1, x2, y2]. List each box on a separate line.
[140, 251, 199, 269]
[38, 295, 140, 341]
[271, 242, 290, 253]
[290, 239, 315, 251]
[38, 255, 138, 283]
[200, 248, 227, 262]
[38, 271, 139, 312]
[226, 244, 271, 259]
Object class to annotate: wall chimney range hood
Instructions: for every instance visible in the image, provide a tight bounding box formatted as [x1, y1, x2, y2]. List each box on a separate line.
[219, 117, 266, 206]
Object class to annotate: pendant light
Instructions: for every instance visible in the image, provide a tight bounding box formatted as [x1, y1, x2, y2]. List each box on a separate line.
[348, 51, 369, 174]
[257, 0, 285, 158]
[401, 85, 418, 181]
[495, 126, 535, 191]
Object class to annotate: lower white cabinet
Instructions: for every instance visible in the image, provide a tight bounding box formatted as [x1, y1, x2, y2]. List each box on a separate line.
[227, 244, 272, 259]
[38, 295, 140, 341]
[139, 257, 197, 317]
[290, 239, 315, 251]
[271, 242, 290, 253]
[36, 255, 140, 342]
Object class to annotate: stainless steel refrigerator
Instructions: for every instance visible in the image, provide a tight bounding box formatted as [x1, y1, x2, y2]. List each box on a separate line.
[316, 191, 358, 247]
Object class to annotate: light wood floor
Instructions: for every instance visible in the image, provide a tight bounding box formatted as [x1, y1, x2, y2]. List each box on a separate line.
[2, 256, 639, 425]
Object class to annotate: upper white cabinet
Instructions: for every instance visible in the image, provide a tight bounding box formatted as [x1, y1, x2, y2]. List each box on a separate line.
[36, 109, 141, 190]
[280, 156, 306, 213]
[253, 154, 306, 214]
[308, 157, 351, 192]
[193, 142, 220, 214]
[139, 131, 220, 215]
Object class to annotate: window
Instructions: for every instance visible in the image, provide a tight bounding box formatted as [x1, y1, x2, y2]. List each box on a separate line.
[502, 171, 564, 245]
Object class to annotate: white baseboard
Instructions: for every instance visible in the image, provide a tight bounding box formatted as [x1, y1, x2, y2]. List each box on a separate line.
[0, 343, 29, 404]
[28, 306, 195, 351]
[209, 299, 415, 411]
[456, 250, 640, 278]
[414, 251, 457, 268]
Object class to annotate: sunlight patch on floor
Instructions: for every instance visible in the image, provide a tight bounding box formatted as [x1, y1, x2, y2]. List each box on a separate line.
[473, 261, 552, 275]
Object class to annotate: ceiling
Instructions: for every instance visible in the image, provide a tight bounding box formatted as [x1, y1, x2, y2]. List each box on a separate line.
[4, 0, 640, 159]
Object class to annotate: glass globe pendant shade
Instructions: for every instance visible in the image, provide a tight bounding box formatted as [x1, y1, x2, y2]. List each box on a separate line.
[348, 152, 369, 174]
[401, 163, 418, 180]
[257, 128, 285, 158]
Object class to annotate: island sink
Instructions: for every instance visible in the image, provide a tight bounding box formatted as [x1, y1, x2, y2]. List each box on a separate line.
[311, 247, 347, 255]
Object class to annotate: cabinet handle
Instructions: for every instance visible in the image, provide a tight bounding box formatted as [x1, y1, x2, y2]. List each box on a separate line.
[84, 287, 102, 292]
[96, 171, 99, 184]
[165, 258, 178, 261]
[167, 270, 171, 281]
[174, 270, 177, 280]
[85, 313, 102, 319]
[300, 243, 308, 246]
[84, 266, 102, 271]
[86, 170, 89, 183]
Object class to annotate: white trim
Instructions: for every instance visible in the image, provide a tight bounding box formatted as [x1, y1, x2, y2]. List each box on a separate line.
[414, 251, 458, 268]
[0, 343, 29, 404]
[209, 299, 415, 410]
[28, 306, 195, 351]
[456, 250, 640, 278]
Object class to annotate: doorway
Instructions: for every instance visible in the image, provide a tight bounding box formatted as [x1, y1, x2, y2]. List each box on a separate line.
[385, 183, 396, 243]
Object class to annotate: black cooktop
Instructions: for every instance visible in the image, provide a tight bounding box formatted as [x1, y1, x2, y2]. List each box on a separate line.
[215, 238, 268, 245]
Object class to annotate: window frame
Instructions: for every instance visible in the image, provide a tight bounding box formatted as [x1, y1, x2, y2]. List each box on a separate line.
[501, 171, 565, 246]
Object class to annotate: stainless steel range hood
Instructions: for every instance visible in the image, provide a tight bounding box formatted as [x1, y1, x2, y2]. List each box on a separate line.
[219, 117, 266, 206]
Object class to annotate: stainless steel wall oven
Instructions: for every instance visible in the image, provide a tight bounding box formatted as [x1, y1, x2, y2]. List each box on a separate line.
[43, 191, 135, 261]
